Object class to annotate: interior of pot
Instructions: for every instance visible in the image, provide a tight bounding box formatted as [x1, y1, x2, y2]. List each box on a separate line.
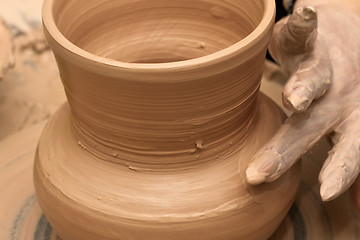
[52, 0, 265, 63]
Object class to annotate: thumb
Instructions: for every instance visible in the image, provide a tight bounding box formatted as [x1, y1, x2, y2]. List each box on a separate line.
[269, 6, 318, 75]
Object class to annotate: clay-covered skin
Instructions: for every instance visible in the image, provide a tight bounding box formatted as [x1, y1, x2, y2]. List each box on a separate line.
[35, 0, 301, 239]
[246, 0, 360, 204]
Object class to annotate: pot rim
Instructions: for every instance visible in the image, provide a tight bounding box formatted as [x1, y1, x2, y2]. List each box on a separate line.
[42, 0, 275, 74]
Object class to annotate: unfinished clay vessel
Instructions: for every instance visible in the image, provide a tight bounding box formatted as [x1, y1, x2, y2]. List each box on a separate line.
[34, 0, 301, 239]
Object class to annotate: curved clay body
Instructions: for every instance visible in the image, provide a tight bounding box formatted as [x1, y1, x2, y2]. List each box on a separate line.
[34, 0, 301, 239]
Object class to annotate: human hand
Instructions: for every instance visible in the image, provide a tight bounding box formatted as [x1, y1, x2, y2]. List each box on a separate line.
[0, 18, 15, 79]
[246, 4, 360, 203]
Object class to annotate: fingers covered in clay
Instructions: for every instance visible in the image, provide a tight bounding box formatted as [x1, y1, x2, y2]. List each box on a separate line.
[246, 101, 340, 184]
[269, 6, 333, 112]
[0, 18, 15, 79]
[282, 46, 333, 112]
[319, 109, 360, 201]
[269, 6, 318, 69]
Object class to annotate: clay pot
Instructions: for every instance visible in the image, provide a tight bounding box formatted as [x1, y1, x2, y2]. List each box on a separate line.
[34, 0, 301, 239]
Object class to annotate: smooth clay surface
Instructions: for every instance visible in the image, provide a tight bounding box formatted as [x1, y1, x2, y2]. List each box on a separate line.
[1, 71, 359, 240]
[52, 0, 262, 63]
[35, 0, 301, 239]
[35, 96, 301, 240]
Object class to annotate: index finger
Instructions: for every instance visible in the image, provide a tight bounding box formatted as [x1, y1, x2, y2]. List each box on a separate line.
[246, 98, 341, 184]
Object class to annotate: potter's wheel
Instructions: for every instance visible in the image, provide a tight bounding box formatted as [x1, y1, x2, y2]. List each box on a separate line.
[0, 123, 58, 240]
[1, 121, 360, 240]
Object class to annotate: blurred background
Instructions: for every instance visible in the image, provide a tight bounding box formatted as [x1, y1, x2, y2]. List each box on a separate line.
[0, 0, 65, 140]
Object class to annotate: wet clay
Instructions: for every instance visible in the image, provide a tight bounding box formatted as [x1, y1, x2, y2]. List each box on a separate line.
[34, 0, 301, 239]
[1, 66, 359, 240]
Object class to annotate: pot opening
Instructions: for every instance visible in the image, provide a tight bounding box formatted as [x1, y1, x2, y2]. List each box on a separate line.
[52, 0, 265, 64]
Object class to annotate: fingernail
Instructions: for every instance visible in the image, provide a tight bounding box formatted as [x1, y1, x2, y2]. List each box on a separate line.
[294, 7, 316, 21]
[290, 7, 317, 36]
[302, 7, 317, 21]
[287, 86, 311, 112]
[246, 151, 279, 185]
[246, 165, 268, 185]
[320, 180, 343, 201]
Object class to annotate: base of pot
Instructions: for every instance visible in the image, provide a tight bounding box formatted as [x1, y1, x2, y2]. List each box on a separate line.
[33, 93, 301, 240]
[1, 99, 359, 240]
